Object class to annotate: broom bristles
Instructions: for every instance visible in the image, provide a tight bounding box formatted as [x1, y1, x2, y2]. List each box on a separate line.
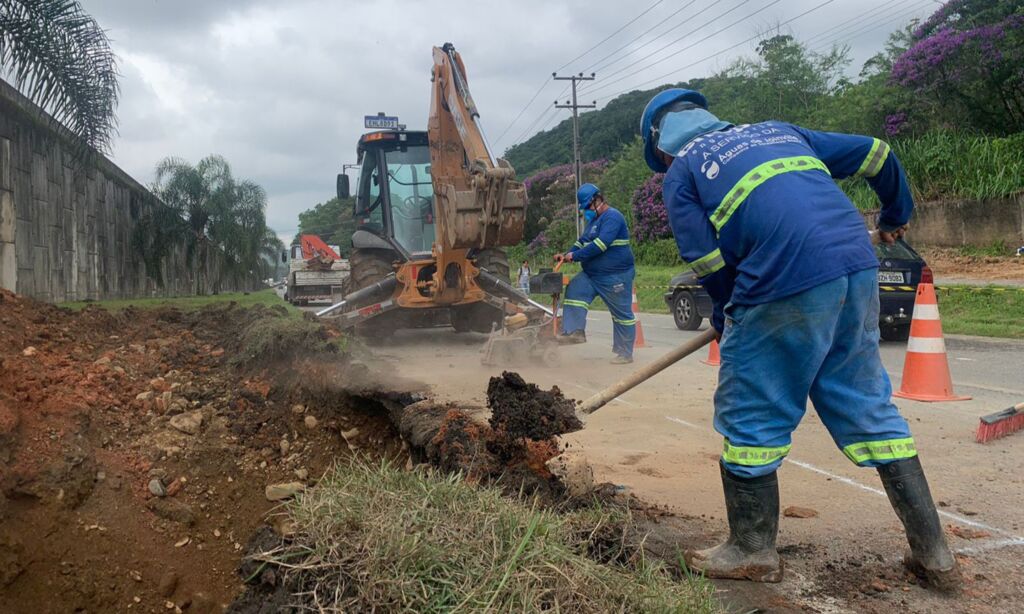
[976, 409, 1024, 443]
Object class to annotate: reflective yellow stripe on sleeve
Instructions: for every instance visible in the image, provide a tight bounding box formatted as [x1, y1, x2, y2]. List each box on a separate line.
[593, 238, 607, 251]
[855, 138, 891, 178]
[722, 440, 792, 466]
[610, 239, 631, 247]
[687, 248, 725, 278]
[573, 241, 584, 249]
[842, 437, 916, 465]
[710, 156, 830, 231]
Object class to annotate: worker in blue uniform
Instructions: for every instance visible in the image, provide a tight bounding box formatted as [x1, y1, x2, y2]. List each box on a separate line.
[555, 183, 637, 364]
[640, 89, 959, 590]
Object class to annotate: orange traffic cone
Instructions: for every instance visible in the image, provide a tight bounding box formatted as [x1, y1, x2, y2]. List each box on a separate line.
[893, 283, 970, 402]
[701, 339, 721, 366]
[631, 285, 647, 349]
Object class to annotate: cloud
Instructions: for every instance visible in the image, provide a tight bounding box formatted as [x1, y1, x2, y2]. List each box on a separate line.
[81, 0, 936, 242]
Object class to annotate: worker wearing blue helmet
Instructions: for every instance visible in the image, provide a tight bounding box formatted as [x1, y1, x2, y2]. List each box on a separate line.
[554, 183, 636, 364]
[640, 89, 958, 590]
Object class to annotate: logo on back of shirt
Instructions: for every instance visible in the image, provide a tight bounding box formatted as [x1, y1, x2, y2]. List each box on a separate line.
[700, 159, 720, 180]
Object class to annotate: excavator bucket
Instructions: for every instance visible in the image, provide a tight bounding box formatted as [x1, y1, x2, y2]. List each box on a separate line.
[430, 43, 527, 250]
[437, 160, 526, 249]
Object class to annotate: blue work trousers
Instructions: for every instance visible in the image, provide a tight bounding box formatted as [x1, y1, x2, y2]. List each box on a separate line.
[562, 269, 636, 358]
[715, 268, 916, 478]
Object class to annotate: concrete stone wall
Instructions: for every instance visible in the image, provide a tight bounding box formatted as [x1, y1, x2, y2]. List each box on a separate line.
[865, 195, 1024, 249]
[0, 79, 253, 302]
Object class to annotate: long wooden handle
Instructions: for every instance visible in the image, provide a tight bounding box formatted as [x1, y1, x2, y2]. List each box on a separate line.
[578, 328, 717, 416]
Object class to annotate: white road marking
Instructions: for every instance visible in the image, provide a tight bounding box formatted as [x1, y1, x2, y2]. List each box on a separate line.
[663, 415, 1024, 547]
[665, 415, 702, 430]
[954, 537, 1024, 555]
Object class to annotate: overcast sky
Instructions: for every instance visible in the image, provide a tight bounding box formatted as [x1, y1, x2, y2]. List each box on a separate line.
[81, 0, 939, 245]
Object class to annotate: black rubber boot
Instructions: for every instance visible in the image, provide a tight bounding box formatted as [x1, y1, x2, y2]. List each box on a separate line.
[684, 463, 783, 582]
[877, 456, 961, 592]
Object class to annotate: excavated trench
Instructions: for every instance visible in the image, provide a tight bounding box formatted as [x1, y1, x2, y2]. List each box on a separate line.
[0, 291, 697, 613]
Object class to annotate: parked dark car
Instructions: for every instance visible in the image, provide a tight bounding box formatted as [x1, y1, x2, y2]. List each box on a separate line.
[663, 239, 932, 341]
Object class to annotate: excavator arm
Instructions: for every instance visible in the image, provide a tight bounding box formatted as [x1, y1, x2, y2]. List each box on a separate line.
[428, 43, 527, 251]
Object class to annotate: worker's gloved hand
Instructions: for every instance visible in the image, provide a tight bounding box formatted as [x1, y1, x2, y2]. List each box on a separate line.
[878, 225, 908, 244]
[711, 306, 725, 341]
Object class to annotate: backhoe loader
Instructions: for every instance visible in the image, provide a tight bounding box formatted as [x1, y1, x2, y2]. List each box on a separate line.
[319, 43, 547, 336]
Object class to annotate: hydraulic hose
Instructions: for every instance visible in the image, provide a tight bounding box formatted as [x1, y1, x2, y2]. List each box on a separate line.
[315, 274, 397, 317]
[476, 269, 553, 316]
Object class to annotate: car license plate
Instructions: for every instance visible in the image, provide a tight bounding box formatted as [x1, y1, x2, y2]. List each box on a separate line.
[878, 271, 905, 283]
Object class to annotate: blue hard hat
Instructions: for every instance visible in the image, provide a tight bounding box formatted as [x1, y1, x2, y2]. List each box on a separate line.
[577, 183, 600, 210]
[640, 88, 709, 173]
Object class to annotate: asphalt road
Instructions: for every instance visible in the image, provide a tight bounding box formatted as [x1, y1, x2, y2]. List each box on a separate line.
[356, 307, 1023, 613]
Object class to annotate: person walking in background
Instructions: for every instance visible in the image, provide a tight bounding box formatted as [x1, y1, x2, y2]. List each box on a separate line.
[517, 260, 531, 293]
[555, 183, 637, 364]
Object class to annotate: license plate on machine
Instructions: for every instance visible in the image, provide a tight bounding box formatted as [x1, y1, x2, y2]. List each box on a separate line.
[878, 271, 905, 283]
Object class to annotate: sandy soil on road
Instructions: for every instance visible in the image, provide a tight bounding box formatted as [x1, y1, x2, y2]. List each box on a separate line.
[920, 247, 1024, 285]
[381, 326, 1024, 613]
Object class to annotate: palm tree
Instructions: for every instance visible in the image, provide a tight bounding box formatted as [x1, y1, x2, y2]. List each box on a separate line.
[0, 0, 119, 153]
[154, 154, 277, 292]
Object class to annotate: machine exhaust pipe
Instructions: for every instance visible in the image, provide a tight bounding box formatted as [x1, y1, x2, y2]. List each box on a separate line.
[476, 269, 553, 316]
[315, 274, 397, 317]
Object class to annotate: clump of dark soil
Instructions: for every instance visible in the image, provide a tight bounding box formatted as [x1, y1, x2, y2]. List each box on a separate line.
[416, 371, 584, 501]
[486, 371, 582, 440]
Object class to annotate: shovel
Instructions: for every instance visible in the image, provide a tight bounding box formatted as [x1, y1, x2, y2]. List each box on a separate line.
[574, 328, 717, 422]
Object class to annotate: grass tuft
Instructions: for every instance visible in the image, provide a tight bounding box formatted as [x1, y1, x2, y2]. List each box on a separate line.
[264, 459, 719, 612]
[61, 288, 298, 314]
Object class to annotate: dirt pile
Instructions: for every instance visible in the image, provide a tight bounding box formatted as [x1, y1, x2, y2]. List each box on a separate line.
[487, 370, 582, 439]
[0, 289, 406, 613]
[417, 372, 582, 500]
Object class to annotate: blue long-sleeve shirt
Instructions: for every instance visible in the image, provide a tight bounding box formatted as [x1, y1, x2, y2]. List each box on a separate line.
[662, 121, 914, 332]
[566, 207, 635, 276]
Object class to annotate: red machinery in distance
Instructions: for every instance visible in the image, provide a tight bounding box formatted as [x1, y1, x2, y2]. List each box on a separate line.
[298, 234, 341, 263]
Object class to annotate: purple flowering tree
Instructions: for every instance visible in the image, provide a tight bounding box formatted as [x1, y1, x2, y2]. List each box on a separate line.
[631, 174, 671, 242]
[891, 1, 1024, 133]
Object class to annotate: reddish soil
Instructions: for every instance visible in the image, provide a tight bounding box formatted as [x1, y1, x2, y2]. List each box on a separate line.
[920, 247, 1024, 283]
[0, 290, 404, 613]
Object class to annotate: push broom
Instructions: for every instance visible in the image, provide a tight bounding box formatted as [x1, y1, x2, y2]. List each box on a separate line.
[975, 402, 1024, 443]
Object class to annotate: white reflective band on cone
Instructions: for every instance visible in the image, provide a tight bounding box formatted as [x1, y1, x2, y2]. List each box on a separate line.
[913, 304, 940, 320]
[907, 337, 946, 354]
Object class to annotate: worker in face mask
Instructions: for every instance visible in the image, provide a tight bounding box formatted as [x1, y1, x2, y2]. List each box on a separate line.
[554, 183, 637, 364]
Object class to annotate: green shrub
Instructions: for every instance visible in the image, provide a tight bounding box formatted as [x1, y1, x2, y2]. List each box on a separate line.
[633, 238, 683, 267]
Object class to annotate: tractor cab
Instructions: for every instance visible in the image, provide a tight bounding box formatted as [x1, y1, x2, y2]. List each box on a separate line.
[340, 130, 436, 261]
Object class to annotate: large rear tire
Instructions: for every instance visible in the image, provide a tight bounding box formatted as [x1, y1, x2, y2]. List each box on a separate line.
[349, 248, 398, 338]
[449, 249, 509, 333]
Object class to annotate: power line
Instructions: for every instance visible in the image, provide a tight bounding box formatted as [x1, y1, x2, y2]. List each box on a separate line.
[554, 0, 665, 72]
[493, 76, 551, 143]
[801, 0, 904, 45]
[587, 0, 784, 98]
[811, 0, 934, 53]
[591, 0, 757, 88]
[580, 0, 700, 75]
[508, 100, 561, 148]
[594, 0, 838, 102]
[495, 0, 664, 151]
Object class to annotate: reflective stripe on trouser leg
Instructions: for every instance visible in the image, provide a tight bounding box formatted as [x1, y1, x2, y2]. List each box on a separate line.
[808, 268, 915, 467]
[842, 437, 917, 464]
[722, 440, 792, 466]
[561, 272, 596, 334]
[714, 276, 853, 479]
[590, 268, 636, 358]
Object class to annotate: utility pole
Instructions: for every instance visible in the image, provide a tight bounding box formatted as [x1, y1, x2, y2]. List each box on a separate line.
[554, 72, 595, 237]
